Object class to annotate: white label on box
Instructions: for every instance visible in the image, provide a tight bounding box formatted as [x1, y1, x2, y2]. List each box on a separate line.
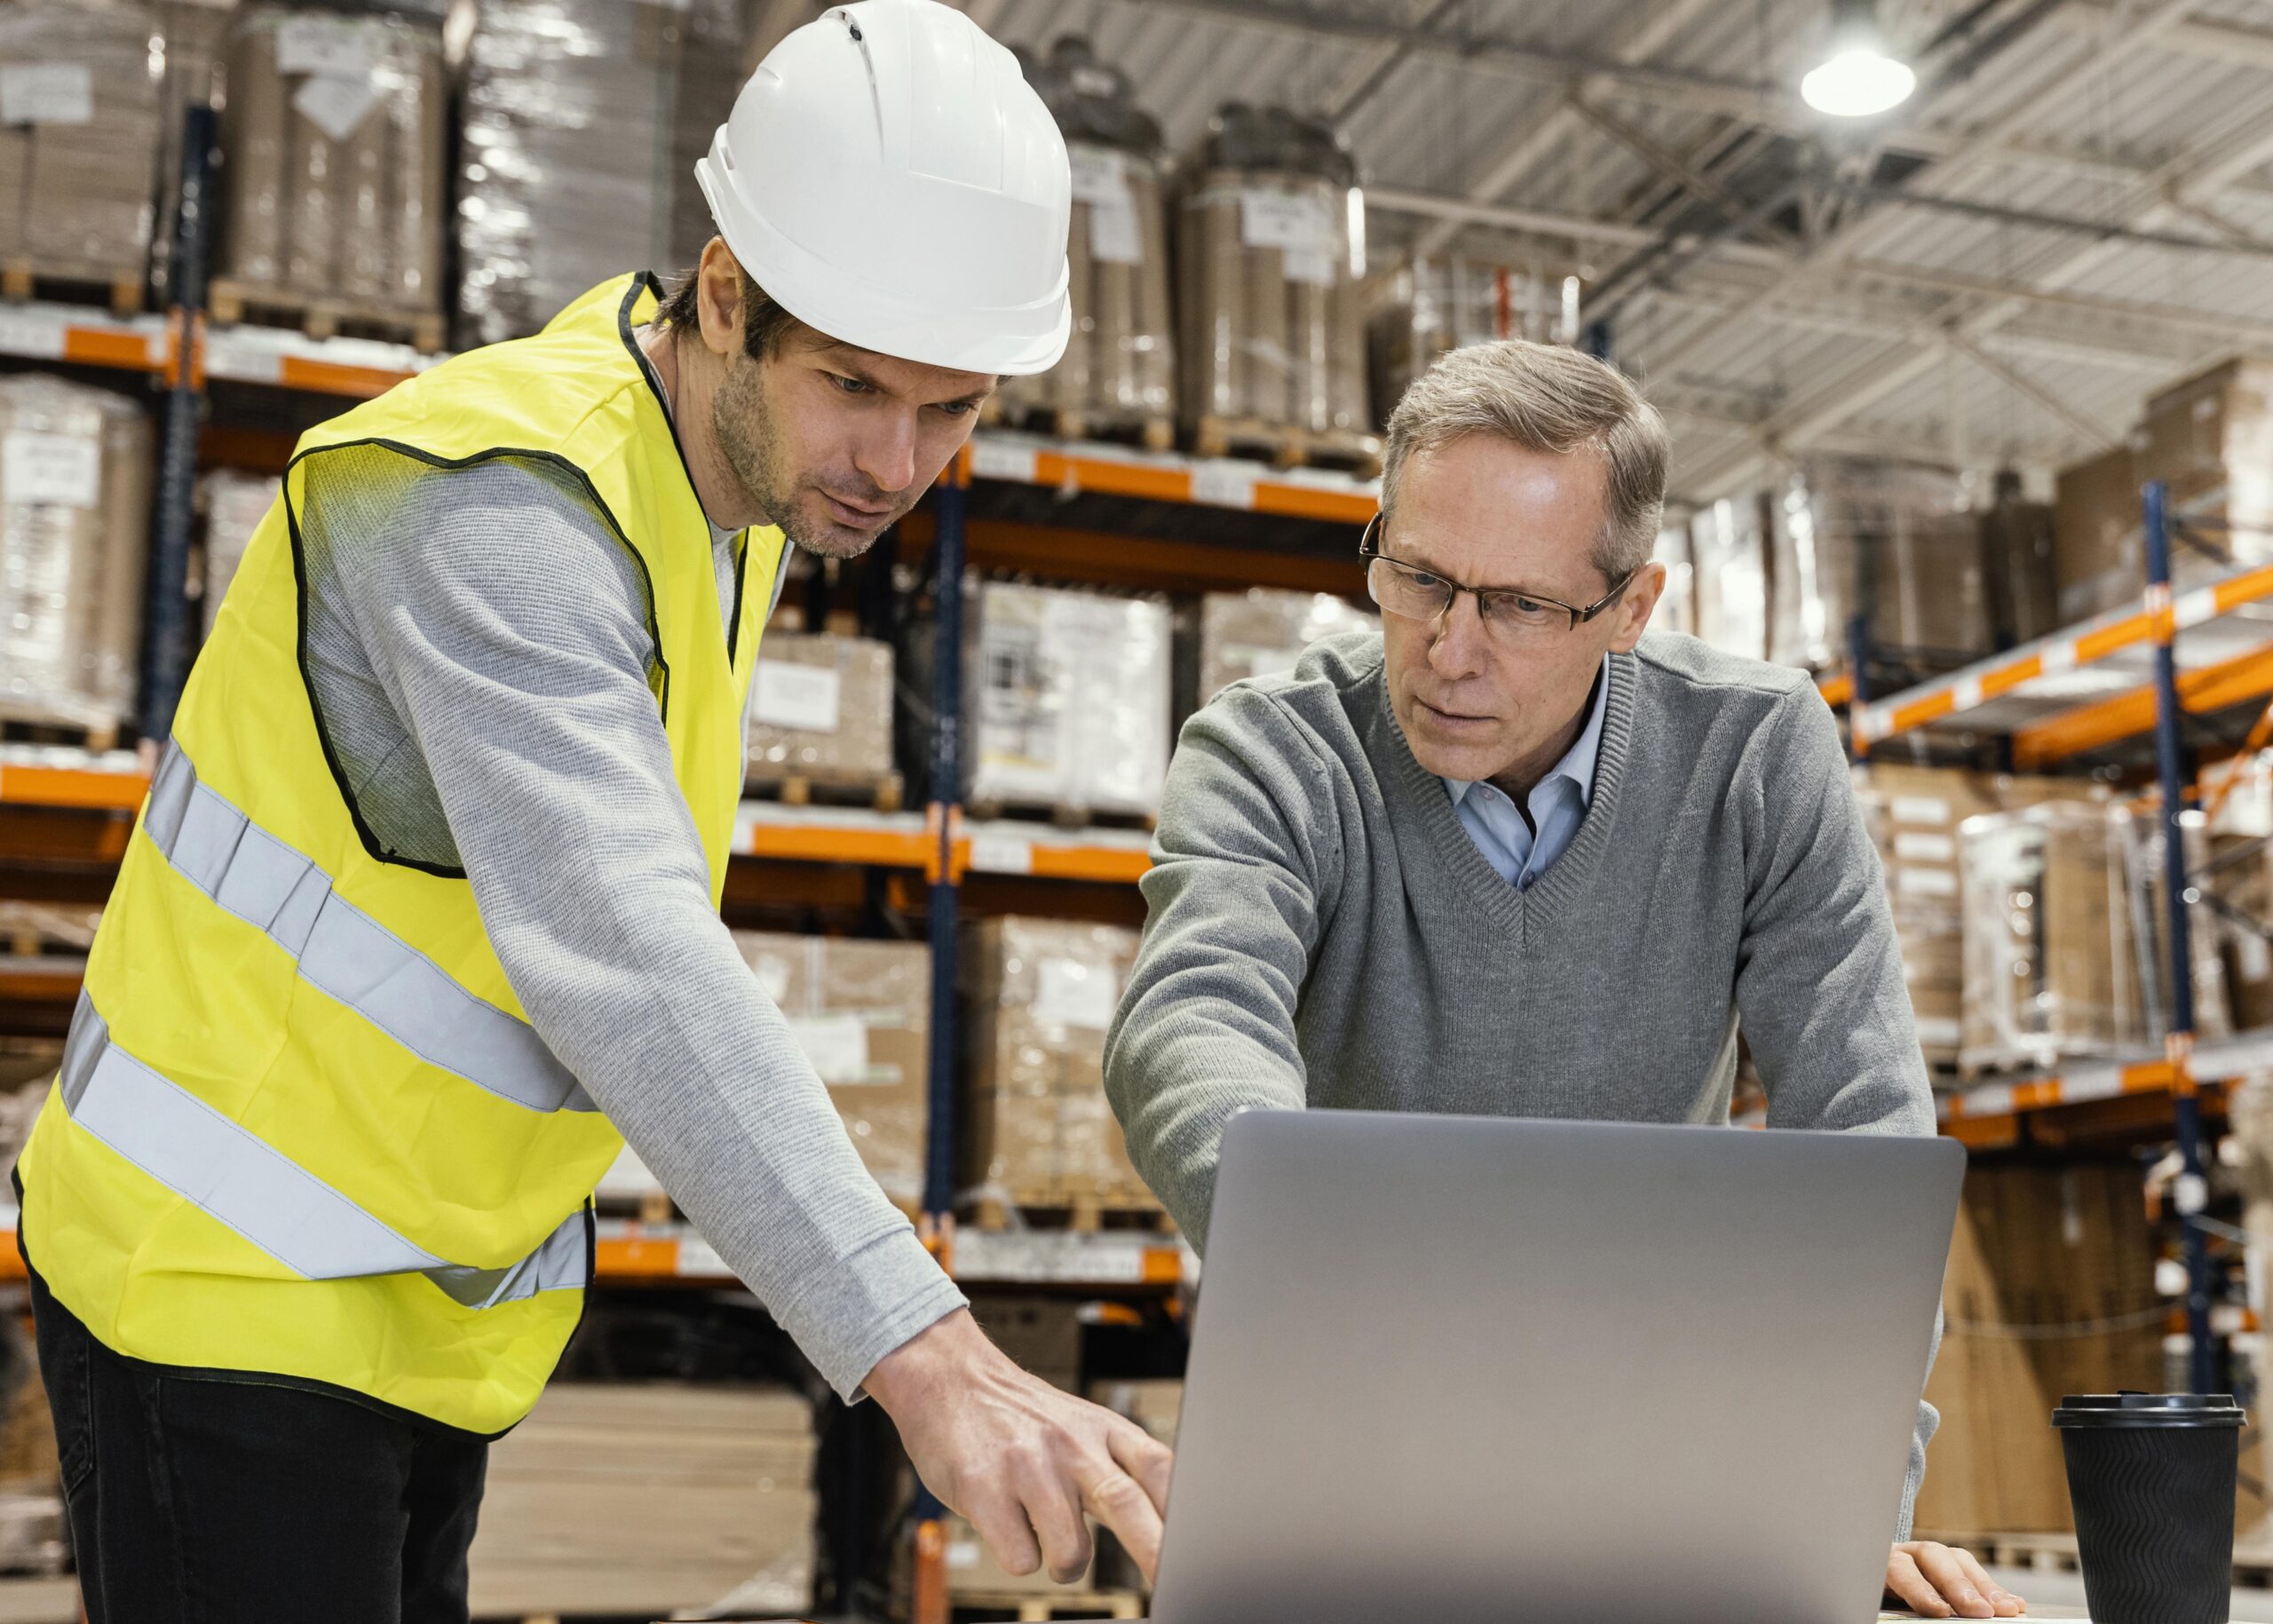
[291, 74, 379, 142]
[1889, 795, 1949, 827]
[753, 661, 842, 733]
[1892, 832, 1956, 863]
[787, 1014, 869, 1085]
[1089, 194, 1144, 265]
[969, 832, 1034, 875]
[2243, 931, 2272, 984]
[1068, 146, 1129, 207]
[1239, 188, 1334, 256]
[1036, 957, 1119, 1031]
[276, 17, 372, 79]
[968, 437, 1038, 481]
[1284, 247, 1335, 287]
[1897, 867, 1959, 898]
[2, 432, 99, 509]
[750, 955, 794, 1006]
[0, 64, 93, 126]
[1192, 459, 1259, 510]
[0, 309, 65, 361]
[1913, 1016, 1961, 1047]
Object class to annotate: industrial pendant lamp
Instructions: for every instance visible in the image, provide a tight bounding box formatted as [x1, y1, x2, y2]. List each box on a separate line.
[1802, 0, 1916, 117]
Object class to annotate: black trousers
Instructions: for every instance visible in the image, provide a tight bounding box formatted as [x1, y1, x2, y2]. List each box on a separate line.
[28, 1266, 487, 1623]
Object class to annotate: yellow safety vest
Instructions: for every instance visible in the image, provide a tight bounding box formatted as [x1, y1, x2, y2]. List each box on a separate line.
[19, 274, 784, 1435]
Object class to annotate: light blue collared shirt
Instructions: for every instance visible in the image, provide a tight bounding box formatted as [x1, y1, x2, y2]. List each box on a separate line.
[1441, 657, 1609, 890]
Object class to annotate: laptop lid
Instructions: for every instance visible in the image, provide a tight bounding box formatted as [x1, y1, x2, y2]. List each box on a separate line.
[1149, 1111, 1965, 1624]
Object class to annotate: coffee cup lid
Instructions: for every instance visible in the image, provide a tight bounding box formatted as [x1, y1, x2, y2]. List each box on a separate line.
[2053, 1391, 2245, 1429]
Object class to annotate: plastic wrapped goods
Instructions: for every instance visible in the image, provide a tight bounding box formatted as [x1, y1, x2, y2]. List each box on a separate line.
[1689, 494, 1770, 661]
[744, 633, 896, 790]
[458, 0, 748, 347]
[216, 6, 447, 315]
[0, 2, 164, 288]
[1776, 458, 1987, 673]
[1196, 588, 1375, 706]
[732, 932, 926, 1213]
[964, 917, 1153, 1212]
[200, 469, 275, 635]
[968, 582, 1170, 820]
[1653, 522, 1697, 639]
[1979, 472, 2060, 647]
[995, 39, 1174, 440]
[1176, 104, 1370, 446]
[2053, 444, 2147, 625]
[1366, 258, 1564, 428]
[1855, 763, 2004, 1066]
[2110, 805, 2231, 1044]
[1959, 802, 2142, 1073]
[468, 1384, 814, 1619]
[0, 376, 151, 734]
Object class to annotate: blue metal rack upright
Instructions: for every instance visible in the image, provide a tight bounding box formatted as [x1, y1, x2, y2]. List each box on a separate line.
[2145, 478, 2220, 1398]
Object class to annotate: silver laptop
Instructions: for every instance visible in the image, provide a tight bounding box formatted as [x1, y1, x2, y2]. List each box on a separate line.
[1144, 1111, 1965, 1624]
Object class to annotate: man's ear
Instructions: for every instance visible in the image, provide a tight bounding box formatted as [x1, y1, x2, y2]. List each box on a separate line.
[694, 239, 744, 359]
[1609, 559, 1669, 654]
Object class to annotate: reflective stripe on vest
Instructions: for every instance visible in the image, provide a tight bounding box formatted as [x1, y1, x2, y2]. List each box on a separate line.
[143, 741, 595, 1116]
[57, 994, 587, 1311]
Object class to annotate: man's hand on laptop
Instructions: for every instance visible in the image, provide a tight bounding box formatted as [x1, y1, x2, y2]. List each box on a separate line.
[867, 1309, 1176, 1585]
[1886, 1541, 2026, 1618]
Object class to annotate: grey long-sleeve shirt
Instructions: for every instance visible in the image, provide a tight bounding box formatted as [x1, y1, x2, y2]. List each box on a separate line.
[1103, 629, 1942, 1536]
[294, 446, 963, 1402]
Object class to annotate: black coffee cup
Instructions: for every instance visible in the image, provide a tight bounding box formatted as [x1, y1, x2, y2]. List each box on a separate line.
[2053, 1392, 2245, 1624]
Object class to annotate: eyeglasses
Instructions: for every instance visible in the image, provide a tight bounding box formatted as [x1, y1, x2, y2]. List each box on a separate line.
[1358, 514, 1633, 644]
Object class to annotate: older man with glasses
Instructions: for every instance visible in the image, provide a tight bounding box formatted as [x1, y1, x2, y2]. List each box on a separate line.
[1103, 339, 2027, 1621]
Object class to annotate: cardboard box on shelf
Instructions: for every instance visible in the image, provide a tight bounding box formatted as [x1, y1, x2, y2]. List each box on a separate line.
[1979, 479, 2061, 647]
[744, 633, 897, 790]
[731, 932, 929, 1213]
[965, 917, 1155, 1213]
[2139, 354, 2273, 569]
[466, 1382, 815, 1619]
[2053, 444, 2146, 626]
[1778, 458, 1987, 672]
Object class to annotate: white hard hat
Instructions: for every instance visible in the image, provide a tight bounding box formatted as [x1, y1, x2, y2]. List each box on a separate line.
[695, 0, 1073, 376]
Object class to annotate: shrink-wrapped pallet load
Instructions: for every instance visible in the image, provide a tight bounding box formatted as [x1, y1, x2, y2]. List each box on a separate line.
[0, 1, 165, 304]
[1177, 104, 1373, 463]
[996, 38, 1175, 445]
[199, 468, 275, 635]
[1366, 258, 1566, 428]
[457, 0, 749, 347]
[1689, 493, 1770, 661]
[216, 5, 447, 336]
[1979, 470, 2061, 646]
[0, 376, 152, 739]
[744, 632, 898, 798]
[1774, 457, 1989, 674]
[1195, 587, 1374, 706]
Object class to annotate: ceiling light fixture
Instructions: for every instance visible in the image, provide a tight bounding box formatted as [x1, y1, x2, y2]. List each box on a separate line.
[1802, 0, 1916, 118]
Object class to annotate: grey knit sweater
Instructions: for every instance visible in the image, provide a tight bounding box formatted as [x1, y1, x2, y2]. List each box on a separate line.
[1103, 629, 1941, 1537]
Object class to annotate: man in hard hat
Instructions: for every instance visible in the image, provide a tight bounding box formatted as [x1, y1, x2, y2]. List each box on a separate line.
[13, 4, 1167, 1615]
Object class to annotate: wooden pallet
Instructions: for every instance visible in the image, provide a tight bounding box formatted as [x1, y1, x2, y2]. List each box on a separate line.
[1299, 426, 1385, 479]
[744, 769, 905, 813]
[0, 715, 122, 755]
[962, 1194, 1171, 1234]
[952, 1588, 1145, 1620]
[0, 260, 142, 318]
[209, 278, 447, 353]
[1912, 1531, 2082, 1572]
[994, 400, 1175, 452]
[1188, 416, 1383, 478]
[963, 798, 1156, 833]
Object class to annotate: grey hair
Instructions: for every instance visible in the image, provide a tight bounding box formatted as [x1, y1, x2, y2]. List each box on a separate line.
[1380, 339, 1670, 583]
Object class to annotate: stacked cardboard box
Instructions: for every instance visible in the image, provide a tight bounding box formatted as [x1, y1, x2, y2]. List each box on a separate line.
[1959, 799, 2145, 1073]
[996, 38, 1175, 440]
[1774, 458, 1989, 672]
[2138, 355, 2273, 572]
[731, 932, 928, 1214]
[200, 469, 275, 635]
[1176, 104, 1370, 448]
[2052, 443, 2146, 625]
[466, 1383, 815, 1618]
[0, 3, 164, 289]
[217, 6, 448, 319]
[0, 376, 152, 735]
[969, 582, 1171, 820]
[744, 633, 897, 792]
[1195, 588, 1375, 707]
[1979, 475, 2061, 646]
[1913, 1163, 2161, 1537]
[1855, 764, 2005, 1066]
[1365, 259, 1565, 427]
[965, 917, 1154, 1212]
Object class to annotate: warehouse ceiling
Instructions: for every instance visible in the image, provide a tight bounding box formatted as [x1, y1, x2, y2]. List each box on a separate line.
[744, 0, 2273, 507]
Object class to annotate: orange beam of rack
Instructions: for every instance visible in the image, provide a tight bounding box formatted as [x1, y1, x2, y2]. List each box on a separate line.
[956, 437, 1378, 526]
[2014, 642, 2273, 768]
[0, 762, 150, 812]
[1818, 673, 1854, 709]
[1936, 1058, 2177, 1143]
[741, 819, 932, 868]
[1855, 561, 2273, 746]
